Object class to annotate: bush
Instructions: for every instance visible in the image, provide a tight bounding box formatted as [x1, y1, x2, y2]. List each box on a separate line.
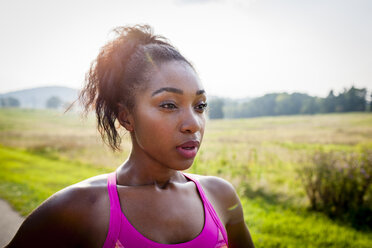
[298, 149, 372, 227]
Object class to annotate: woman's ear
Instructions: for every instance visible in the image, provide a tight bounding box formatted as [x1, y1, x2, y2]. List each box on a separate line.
[117, 104, 134, 132]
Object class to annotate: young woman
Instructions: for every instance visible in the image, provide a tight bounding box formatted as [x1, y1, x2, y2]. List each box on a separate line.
[7, 25, 255, 248]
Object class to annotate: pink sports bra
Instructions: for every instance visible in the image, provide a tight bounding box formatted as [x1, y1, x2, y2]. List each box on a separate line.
[103, 172, 228, 248]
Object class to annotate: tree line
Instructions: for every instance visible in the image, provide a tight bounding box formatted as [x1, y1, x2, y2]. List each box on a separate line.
[0, 97, 20, 108]
[209, 86, 371, 119]
[0, 96, 63, 109]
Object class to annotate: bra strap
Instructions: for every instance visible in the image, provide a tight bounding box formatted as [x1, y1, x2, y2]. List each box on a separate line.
[183, 174, 229, 244]
[103, 172, 122, 248]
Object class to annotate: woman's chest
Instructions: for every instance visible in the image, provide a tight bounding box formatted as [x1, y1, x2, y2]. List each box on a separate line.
[116, 184, 206, 244]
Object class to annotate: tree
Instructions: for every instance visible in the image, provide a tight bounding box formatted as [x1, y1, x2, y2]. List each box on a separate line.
[253, 93, 277, 116]
[46, 96, 62, 109]
[301, 97, 321, 114]
[274, 93, 292, 115]
[323, 90, 336, 113]
[208, 98, 224, 119]
[334, 87, 367, 112]
[0, 97, 20, 107]
[344, 86, 366, 111]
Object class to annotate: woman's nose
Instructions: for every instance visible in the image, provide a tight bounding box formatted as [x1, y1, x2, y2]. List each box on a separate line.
[180, 108, 203, 134]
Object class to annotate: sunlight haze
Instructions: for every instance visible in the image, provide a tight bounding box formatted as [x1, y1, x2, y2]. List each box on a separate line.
[0, 0, 371, 98]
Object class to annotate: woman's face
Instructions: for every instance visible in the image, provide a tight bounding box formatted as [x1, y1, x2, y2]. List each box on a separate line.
[129, 61, 206, 171]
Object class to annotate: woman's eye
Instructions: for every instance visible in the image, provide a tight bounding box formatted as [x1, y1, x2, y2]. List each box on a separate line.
[160, 103, 177, 109]
[195, 103, 208, 112]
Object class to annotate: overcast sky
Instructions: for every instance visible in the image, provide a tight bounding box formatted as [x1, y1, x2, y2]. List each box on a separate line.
[0, 0, 371, 98]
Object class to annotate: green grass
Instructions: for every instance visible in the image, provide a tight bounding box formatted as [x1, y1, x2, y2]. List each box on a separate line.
[0, 145, 111, 216]
[1, 109, 372, 247]
[244, 197, 372, 248]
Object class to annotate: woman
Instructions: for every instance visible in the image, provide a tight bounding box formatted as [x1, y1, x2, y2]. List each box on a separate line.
[7, 25, 255, 248]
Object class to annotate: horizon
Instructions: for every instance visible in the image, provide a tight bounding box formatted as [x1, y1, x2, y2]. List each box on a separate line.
[0, 0, 371, 99]
[1, 84, 370, 101]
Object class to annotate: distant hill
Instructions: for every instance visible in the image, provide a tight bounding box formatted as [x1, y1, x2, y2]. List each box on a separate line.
[0, 86, 79, 109]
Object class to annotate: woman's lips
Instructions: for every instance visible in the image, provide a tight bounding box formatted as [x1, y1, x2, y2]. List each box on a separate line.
[176, 141, 200, 159]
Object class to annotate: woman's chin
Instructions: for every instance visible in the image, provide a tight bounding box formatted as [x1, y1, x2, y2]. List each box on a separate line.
[172, 159, 195, 171]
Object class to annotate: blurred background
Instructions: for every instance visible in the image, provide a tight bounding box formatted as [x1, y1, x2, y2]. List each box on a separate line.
[0, 0, 371, 247]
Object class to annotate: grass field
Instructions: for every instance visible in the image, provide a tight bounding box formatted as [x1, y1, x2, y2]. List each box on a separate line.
[1, 108, 372, 247]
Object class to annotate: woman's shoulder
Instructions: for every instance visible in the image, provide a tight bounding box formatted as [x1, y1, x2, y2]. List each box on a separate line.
[185, 173, 237, 199]
[189, 174, 239, 208]
[38, 173, 111, 228]
[7, 174, 111, 247]
[45, 173, 110, 213]
[184, 173, 246, 228]
[184, 173, 255, 247]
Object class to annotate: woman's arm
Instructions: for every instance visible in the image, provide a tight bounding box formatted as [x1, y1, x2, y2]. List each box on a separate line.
[225, 198, 255, 248]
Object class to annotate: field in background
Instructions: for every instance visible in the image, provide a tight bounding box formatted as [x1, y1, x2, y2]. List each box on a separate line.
[0, 109, 372, 247]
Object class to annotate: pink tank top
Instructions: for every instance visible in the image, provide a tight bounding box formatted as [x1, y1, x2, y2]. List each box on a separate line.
[103, 172, 228, 248]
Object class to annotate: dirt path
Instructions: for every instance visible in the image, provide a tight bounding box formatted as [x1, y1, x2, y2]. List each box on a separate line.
[0, 199, 24, 247]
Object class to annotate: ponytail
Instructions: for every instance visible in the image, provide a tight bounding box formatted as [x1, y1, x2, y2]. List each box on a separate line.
[79, 24, 192, 151]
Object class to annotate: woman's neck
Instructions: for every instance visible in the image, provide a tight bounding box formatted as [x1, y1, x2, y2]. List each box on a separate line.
[116, 149, 187, 188]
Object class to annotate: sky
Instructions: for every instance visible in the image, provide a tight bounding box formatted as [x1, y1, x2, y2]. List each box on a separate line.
[0, 0, 371, 98]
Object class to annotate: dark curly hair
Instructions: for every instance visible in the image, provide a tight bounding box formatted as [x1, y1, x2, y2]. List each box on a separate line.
[79, 24, 193, 151]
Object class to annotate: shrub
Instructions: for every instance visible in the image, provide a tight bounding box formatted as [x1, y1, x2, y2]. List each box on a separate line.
[298, 149, 372, 227]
